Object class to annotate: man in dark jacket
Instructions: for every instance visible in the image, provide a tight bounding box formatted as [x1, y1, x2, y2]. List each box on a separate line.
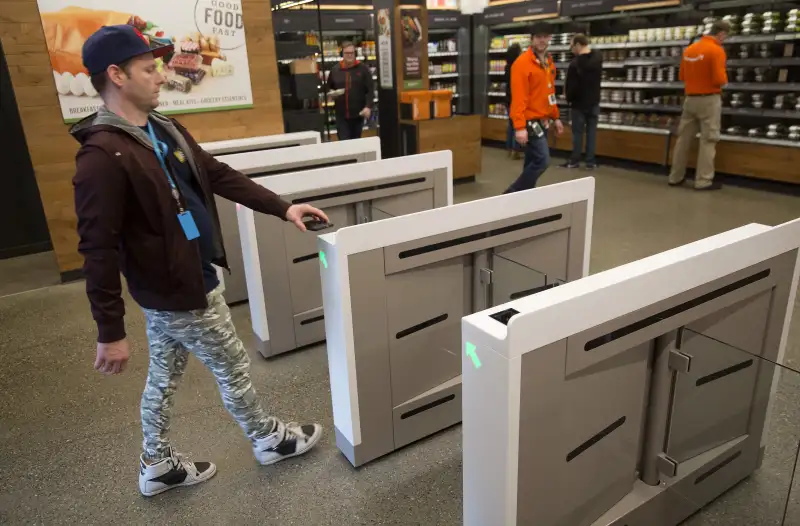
[72, 25, 328, 497]
[327, 41, 374, 140]
[564, 34, 602, 169]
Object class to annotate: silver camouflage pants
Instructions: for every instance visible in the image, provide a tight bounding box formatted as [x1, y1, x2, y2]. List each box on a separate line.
[141, 286, 274, 460]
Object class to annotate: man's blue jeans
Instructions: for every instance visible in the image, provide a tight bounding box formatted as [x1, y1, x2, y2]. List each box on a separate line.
[570, 106, 599, 165]
[504, 132, 550, 193]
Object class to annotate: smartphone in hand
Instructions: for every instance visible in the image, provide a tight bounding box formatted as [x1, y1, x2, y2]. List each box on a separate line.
[303, 217, 334, 232]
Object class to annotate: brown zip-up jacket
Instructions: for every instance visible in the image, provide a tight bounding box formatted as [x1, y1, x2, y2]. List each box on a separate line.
[71, 108, 291, 343]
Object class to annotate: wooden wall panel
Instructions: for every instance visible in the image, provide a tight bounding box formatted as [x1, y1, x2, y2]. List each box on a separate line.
[0, 0, 285, 275]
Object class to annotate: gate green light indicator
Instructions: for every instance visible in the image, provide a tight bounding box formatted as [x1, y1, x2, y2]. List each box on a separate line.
[319, 251, 328, 269]
[465, 341, 481, 369]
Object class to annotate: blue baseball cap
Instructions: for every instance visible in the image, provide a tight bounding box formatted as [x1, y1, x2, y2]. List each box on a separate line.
[82, 24, 174, 76]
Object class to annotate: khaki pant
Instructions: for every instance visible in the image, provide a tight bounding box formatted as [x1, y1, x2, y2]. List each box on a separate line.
[669, 94, 721, 188]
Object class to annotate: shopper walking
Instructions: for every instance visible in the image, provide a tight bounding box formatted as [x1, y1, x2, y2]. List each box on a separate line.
[504, 43, 523, 160]
[327, 41, 374, 140]
[669, 20, 730, 190]
[563, 34, 602, 169]
[504, 22, 564, 194]
[72, 25, 327, 497]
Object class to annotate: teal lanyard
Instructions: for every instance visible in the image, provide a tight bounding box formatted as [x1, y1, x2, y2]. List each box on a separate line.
[146, 121, 185, 213]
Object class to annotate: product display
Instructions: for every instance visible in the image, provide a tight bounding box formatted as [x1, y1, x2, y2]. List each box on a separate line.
[767, 123, 787, 138]
[429, 38, 457, 53]
[430, 62, 457, 74]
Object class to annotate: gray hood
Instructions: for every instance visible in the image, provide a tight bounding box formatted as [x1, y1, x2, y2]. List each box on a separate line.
[69, 106, 179, 150]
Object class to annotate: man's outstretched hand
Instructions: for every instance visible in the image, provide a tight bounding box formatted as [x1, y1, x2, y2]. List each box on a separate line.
[95, 338, 130, 375]
[286, 204, 329, 232]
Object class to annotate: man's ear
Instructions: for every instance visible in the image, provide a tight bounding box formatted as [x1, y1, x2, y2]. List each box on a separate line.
[107, 64, 128, 89]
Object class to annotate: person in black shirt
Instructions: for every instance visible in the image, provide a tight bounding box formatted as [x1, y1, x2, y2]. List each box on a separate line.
[143, 121, 220, 292]
[504, 43, 523, 160]
[564, 34, 602, 169]
[327, 41, 374, 140]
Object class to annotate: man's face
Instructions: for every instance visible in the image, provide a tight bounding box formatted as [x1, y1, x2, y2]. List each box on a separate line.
[342, 45, 356, 66]
[715, 31, 729, 44]
[532, 34, 551, 54]
[112, 53, 165, 111]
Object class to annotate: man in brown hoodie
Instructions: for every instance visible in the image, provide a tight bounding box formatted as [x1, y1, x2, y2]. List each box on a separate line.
[72, 25, 327, 497]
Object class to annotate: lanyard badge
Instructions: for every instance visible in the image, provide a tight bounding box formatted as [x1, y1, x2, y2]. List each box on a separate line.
[146, 121, 199, 241]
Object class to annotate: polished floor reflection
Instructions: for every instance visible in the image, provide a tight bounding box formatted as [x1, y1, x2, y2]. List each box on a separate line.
[1, 147, 798, 524]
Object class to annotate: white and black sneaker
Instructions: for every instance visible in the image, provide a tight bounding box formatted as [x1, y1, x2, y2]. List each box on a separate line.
[138, 448, 217, 497]
[253, 420, 323, 466]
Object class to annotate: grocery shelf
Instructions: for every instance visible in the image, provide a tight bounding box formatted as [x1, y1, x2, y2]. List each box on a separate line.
[724, 108, 800, 119]
[625, 58, 680, 66]
[722, 107, 767, 117]
[488, 92, 506, 96]
[598, 123, 671, 135]
[600, 102, 682, 112]
[719, 134, 800, 148]
[622, 40, 689, 49]
[728, 34, 800, 44]
[762, 109, 800, 119]
[429, 73, 459, 79]
[429, 51, 459, 57]
[489, 71, 505, 76]
[726, 82, 800, 91]
[728, 57, 800, 67]
[615, 81, 683, 88]
[487, 114, 508, 120]
[488, 49, 506, 54]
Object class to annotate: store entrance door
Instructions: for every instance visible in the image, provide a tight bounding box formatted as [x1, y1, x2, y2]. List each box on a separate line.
[0, 40, 58, 295]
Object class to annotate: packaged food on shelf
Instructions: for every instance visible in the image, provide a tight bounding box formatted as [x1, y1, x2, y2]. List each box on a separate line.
[789, 125, 800, 140]
[767, 123, 787, 138]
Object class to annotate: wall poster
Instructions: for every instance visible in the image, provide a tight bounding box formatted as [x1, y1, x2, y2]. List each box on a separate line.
[377, 8, 394, 89]
[36, 0, 254, 123]
[399, 9, 425, 90]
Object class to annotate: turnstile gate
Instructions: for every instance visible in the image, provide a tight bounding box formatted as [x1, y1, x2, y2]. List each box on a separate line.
[238, 151, 453, 358]
[319, 178, 595, 466]
[211, 136, 380, 303]
[201, 133, 321, 303]
[462, 218, 800, 526]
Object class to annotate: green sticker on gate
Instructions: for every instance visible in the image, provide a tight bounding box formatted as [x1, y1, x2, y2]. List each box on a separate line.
[465, 341, 481, 369]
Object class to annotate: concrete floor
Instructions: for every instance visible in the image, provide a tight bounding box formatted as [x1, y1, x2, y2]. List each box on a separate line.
[0, 251, 59, 297]
[1, 147, 799, 525]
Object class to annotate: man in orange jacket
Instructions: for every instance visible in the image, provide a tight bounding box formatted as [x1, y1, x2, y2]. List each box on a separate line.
[669, 20, 730, 190]
[504, 22, 564, 193]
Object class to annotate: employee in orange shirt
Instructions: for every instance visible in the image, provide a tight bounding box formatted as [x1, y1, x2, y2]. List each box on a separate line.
[504, 22, 563, 193]
[669, 20, 730, 190]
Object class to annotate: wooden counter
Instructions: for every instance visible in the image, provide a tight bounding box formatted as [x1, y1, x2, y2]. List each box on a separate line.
[551, 125, 799, 184]
[401, 114, 482, 180]
[551, 125, 670, 166]
[667, 136, 800, 185]
[482, 116, 508, 142]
